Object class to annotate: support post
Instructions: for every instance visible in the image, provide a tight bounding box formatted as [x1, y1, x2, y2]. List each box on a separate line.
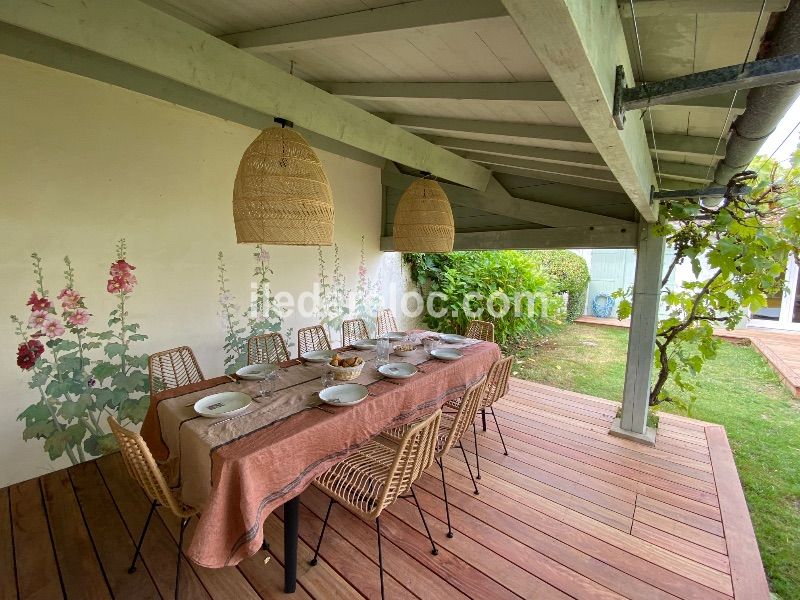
[610, 223, 666, 445]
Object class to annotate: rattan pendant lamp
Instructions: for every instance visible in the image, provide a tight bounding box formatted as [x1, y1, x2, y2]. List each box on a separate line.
[232, 117, 334, 245]
[392, 174, 455, 252]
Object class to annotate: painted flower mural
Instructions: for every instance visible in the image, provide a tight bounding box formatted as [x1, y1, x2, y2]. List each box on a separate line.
[217, 245, 293, 373]
[12, 240, 150, 464]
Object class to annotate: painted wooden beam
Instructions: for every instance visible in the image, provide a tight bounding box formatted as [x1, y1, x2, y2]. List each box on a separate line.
[382, 169, 634, 227]
[423, 136, 607, 167]
[0, 0, 491, 191]
[657, 162, 710, 182]
[221, 0, 508, 52]
[652, 91, 747, 111]
[652, 133, 726, 158]
[380, 225, 638, 250]
[501, 0, 658, 222]
[312, 81, 563, 102]
[381, 113, 591, 144]
[619, 0, 788, 18]
[473, 162, 625, 193]
[613, 223, 666, 442]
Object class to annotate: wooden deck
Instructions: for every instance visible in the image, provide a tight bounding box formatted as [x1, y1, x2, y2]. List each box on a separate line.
[578, 315, 800, 397]
[0, 379, 769, 600]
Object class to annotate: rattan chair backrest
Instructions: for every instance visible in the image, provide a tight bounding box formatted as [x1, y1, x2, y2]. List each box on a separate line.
[465, 320, 495, 342]
[148, 346, 204, 396]
[297, 325, 331, 356]
[376, 409, 442, 514]
[375, 309, 398, 336]
[439, 376, 487, 457]
[483, 355, 514, 408]
[107, 417, 194, 518]
[342, 319, 370, 347]
[247, 332, 289, 365]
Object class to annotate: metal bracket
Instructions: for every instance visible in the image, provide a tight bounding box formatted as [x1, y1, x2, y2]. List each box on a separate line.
[614, 53, 800, 130]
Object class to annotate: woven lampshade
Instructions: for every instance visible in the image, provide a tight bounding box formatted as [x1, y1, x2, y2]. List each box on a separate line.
[393, 178, 455, 252]
[232, 126, 334, 245]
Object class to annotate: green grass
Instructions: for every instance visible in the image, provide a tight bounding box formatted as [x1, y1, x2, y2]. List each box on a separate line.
[510, 323, 800, 600]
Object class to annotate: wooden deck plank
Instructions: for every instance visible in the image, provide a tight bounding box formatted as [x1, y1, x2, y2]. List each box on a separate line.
[9, 478, 63, 600]
[1, 379, 768, 600]
[67, 462, 160, 600]
[40, 470, 111, 600]
[706, 426, 771, 599]
[0, 488, 16, 600]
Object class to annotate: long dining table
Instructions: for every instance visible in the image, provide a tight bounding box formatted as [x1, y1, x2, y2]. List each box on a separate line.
[140, 332, 500, 592]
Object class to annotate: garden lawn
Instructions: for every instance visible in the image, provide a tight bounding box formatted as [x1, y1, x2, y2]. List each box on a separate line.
[511, 322, 800, 600]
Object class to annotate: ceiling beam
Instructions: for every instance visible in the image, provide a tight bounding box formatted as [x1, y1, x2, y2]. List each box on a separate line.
[381, 225, 638, 250]
[313, 81, 564, 102]
[652, 133, 726, 158]
[0, 0, 491, 191]
[380, 113, 591, 144]
[472, 161, 625, 192]
[318, 81, 745, 112]
[382, 169, 634, 227]
[619, 0, 789, 18]
[501, 0, 658, 222]
[220, 0, 508, 53]
[424, 136, 607, 167]
[461, 153, 617, 183]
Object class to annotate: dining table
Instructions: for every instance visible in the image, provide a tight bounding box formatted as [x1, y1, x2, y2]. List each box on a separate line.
[140, 331, 501, 593]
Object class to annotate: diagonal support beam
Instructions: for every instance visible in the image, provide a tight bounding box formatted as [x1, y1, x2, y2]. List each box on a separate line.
[0, 0, 490, 191]
[382, 169, 634, 227]
[312, 81, 564, 102]
[501, 0, 658, 222]
[221, 0, 507, 52]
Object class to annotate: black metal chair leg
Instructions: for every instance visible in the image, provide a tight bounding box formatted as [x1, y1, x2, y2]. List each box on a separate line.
[459, 442, 480, 495]
[472, 422, 481, 480]
[376, 516, 385, 600]
[437, 459, 454, 538]
[310, 498, 335, 566]
[128, 499, 158, 574]
[481, 408, 487, 431]
[409, 487, 438, 555]
[175, 517, 190, 600]
[490, 406, 509, 456]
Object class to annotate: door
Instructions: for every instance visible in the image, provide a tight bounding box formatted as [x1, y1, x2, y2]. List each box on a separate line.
[750, 256, 800, 330]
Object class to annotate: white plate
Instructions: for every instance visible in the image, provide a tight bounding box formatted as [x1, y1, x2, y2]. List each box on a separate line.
[319, 383, 369, 406]
[378, 362, 418, 379]
[440, 334, 467, 344]
[194, 391, 253, 418]
[430, 348, 464, 361]
[236, 364, 277, 380]
[302, 350, 337, 362]
[381, 331, 407, 341]
[352, 338, 378, 350]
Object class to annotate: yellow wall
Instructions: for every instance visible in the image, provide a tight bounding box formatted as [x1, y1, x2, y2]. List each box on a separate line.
[0, 55, 385, 486]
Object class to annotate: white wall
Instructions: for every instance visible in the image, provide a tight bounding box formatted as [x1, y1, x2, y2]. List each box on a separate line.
[0, 55, 388, 486]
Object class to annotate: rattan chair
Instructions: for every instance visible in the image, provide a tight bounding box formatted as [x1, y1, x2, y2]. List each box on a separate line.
[375, 308, 398, 336]
[297, 325, 331, 356]
[465, 319, 495, 342]
[310, 410, 442, 600]
[148, 346, 204, 396]
[479, 356, 515, 459]
[247, 332, 290, 365]
[381, 377, 486, 538]
[342, 318, 370, 346]
[108, 417, 197, 600]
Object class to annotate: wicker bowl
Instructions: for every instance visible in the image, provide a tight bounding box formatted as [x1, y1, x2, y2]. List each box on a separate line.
[327, 357, 365, 381]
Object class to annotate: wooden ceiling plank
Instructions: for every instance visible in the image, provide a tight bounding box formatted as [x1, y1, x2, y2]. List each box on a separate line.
[424, 136, 607, 167]
[501, 0, 658, 221]
[220, 0, 508, 52]
[619, 0, 789, 19]
[0, 0, 491, 191]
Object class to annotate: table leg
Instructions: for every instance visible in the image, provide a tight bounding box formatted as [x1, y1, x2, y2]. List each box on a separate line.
[284, 496, 300, 593]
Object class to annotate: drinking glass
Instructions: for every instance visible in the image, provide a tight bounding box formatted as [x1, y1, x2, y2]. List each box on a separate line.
[321, 368, 335, 389]
[376, 337, 391, 367]
[423, 337, 438, 357]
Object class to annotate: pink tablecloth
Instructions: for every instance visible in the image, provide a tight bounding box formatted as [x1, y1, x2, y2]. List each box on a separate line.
[143, 337, 500, 568]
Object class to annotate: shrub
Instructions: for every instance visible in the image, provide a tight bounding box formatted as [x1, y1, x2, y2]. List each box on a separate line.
[529, 250, 589, 322]
[405, 251, 562, 346]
